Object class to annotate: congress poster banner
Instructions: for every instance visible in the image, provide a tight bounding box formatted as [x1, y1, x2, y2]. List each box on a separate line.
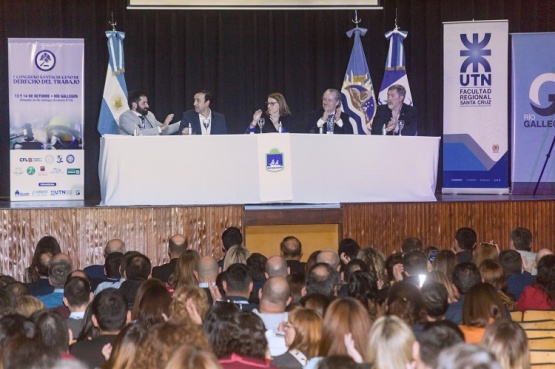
[8, 38, 84, 201]
[442, 21, 509, 194]
[511, 33, 555, 194]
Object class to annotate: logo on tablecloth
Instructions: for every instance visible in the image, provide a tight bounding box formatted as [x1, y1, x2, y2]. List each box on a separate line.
[266, 148, 284, 173]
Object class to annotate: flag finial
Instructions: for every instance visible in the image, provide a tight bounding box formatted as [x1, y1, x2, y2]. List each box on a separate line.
[352, 9, 361, 28]
[109, 11, 117, 32]
[394, 8, 399, 30]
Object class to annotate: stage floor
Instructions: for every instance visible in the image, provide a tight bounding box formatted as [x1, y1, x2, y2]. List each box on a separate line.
[1, 194, 555, 209]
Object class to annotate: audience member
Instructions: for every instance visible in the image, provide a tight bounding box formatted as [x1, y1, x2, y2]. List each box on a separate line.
[432, 250, 457, 283]
[347, 271, 381, 320]
[70, 288, 130, 369]
[402, 250, 428, 287]
[427, 271, 458, 304]
[219, 312, 276, 369]
[195, 256, 220, 304]
[131, 278, 171, 329]
[420, 281, 449, 321]
[401, 237, 423, 253]
[247, 252, 267, 304]
[510, 227, 537, 275]
[164, 344, 222, 369]
[452, 227, 477, 264]
[222, 263, 257, 311]
[253, 277, 291, 356]
[63, 276, 92, 339]
[119, 253, 151, 310]
[223, 245, 250, 272]
[365, 315, 415, 369]
[102, 322, 146, 369]
[316, 250, 341, 272]
[31, 309, 71, 356]
[473, 242, 499, 267]
[134, 320, 210, 369]
[299, 293, 331, 317]
[287, 272, 305, 307]
[517, 253, 555, 311]
[219, 227, 243, 270]
[271, 307, 322, 368]
[436, 343, 501, 369]
[460, 283, 506, 344]
[15, 295, 44, 318]
[265, 255, 289, 279]
[498, 249, 535, 301]
[203, 301, 241, 358]
[24, 236, 61, 284]
[413, 320, 464, 369]
[169, 284, 210, 325]
[84, 238, 125, 286]
[357, 247, 387, 290]
[304, 262, 339, 298]
[387, 281, 426, 337]
[478, 259, 516, 311]
[280, 236, 305, 275]
[445, 262, 481, 324]
[152, 234, 188, 283]
[338, 238, 361, 268]
[384, 252, 404, 286]
[94, 252, 124, 294]
[481, 319, 530, 369]
[38, 256, 73, 308]
[167, 249, 200, 292]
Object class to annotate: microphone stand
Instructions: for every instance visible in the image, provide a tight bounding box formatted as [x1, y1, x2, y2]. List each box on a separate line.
[533, 133, 555, 195]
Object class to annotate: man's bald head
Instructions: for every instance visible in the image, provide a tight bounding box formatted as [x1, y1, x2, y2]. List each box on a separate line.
[280, 236, 302, 260]
[265, 256, 289, 278]
[317, 250, 340, 270]
[52, 253, 73, 268]
[196, 256, 219, 282]
[260, 277, 291, 311]
[105, 239, 126, 256]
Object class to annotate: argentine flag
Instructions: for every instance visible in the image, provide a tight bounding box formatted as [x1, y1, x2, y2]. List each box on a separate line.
[378, 27, 413, 106]
[97, 31, 128, 135]
[341, 26, 376, 135]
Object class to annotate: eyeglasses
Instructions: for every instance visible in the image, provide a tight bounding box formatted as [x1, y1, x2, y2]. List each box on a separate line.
[265, 101, 278, 106]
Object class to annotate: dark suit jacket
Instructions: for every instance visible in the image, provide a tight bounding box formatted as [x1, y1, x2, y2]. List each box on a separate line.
[179, 109, 227, 135]
[152, 258, 178, 283]
[70, 334, 117, 369]
[306, 109, 353, 134]
[371, 103, 417, 136]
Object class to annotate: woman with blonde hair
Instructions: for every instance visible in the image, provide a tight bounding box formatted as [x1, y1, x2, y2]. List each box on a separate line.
[102, 323, 146, 369]
[479, 259, 516, 311]
[271, 307, 323, 368]
[168, 249, 200, 291]
[473, 242, 499, 267]
[223, 245, 250, 271]
[365, 315, 415, 369]
[169, 284, 210, 325]
[304, 297, 372, 369]
[427, 270, 458, 304]
[432, 250, 457, 282]
[481, 319, 530, 369]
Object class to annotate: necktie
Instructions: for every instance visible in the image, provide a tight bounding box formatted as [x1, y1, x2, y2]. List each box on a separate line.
[139, 115, 146, 129]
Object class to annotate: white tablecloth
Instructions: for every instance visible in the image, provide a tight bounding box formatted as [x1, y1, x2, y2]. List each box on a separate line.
[99, 134, 440, 206]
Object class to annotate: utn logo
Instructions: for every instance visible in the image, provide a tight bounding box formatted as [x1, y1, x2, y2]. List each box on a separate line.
[460, 33, 492, 87]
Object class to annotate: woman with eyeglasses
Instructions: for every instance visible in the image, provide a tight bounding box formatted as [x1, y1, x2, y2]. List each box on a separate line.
[246, 93, 293, 133]
[271, 307, 323, 368]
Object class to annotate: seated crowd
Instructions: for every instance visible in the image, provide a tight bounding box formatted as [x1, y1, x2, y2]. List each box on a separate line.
[0, 226, 552, 369]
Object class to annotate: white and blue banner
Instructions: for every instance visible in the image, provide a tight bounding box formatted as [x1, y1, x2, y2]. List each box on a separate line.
[442, 21, 509, 194]
[511, 33, 555, 194]
[98, 31, 128, 135]
[378, 27, 413, 106]
[341, 25, 376, 135]
[8, 38, 85, 201]
[257, 134, 293, 202]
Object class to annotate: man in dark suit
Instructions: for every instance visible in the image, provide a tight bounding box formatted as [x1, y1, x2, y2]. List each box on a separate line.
[306, 88, 354, 134]
[152, 234, 188, 283]
[179, 90, 227, 135]
[371, 84, 417, 136]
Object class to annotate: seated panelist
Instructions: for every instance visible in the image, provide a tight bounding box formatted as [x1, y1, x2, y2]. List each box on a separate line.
[246, 92, 294, 134]
[306, 88, 353, 134]
[119, 91, 179, 135]
[371, 84, 417, 136]
[179, 90, 227, 135]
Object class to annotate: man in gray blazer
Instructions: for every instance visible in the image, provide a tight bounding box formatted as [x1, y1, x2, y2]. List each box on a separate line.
[119, 91, 179, 135]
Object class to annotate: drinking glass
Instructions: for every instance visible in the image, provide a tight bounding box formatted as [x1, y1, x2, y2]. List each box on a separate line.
[257, 118, 265, 133]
